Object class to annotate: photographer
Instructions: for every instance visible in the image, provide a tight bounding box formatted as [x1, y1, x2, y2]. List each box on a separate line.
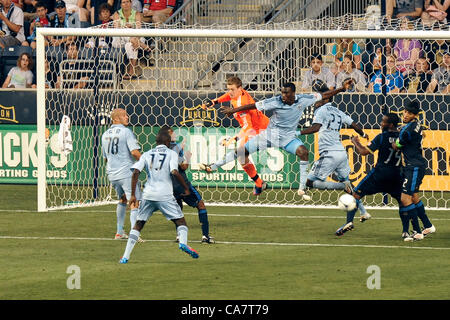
[0, 0, 25, 48]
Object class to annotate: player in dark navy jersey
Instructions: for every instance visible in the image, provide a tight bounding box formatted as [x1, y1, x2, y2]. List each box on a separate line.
[159, 126, 215, 244]
[392, 101, 435, 242]
[336, 113, 403, 236]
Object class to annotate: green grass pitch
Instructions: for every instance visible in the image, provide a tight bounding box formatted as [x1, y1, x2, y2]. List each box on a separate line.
[1, 184, 449, 300]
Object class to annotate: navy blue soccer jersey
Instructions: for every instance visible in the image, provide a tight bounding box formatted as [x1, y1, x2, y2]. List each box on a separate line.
[367, 131, 402, 167]
[397, 119, 427, 167]
[169, 142, 191, 190]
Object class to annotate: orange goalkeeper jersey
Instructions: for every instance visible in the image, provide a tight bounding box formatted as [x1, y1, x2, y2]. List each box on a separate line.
[217, 89, 269, 140]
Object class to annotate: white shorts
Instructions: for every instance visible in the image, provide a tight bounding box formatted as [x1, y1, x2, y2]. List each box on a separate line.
[111, 177, 142, 201]
[307, 150, 350, 182]
[137, 198, 184, 222]
[245, 130, 303, 155]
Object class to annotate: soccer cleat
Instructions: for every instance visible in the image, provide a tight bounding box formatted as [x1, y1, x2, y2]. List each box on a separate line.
[114, 233, 129, 240]
[401, 232, 410, 239]
[119, 257, 128, 264]
[422, 225, 436, 237]
[202, 235, 215, 244]
[359, 213, 372, 223]
[179, 243, 199, 259]
[199, 163, 214, 173]
[335, 222, 354, 236]
[253, 181, 268, 196]
[403, 231, 424, 242]
[297, 189, 312, 201]
[343, 181, 354, 194]
[175, 236, 179, 243]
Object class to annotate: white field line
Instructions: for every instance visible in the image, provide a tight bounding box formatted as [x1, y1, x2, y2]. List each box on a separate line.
[0, 235, 448, 250]
[2, 209, 450, 221]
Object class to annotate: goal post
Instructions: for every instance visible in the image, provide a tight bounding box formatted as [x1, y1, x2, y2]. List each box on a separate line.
[36, 24, 450, 212]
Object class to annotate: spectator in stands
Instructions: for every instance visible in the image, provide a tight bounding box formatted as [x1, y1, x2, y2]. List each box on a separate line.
[85, 2, 113, 48]
[86, 0, 115, 26]
[2, 52, 35, 88]
[421, 0, 450, 25]
[0, 0, 26, 48]
[22, 0, 37, 23]
[427, 50, 450, 93]
[335, 53, 367, 92]
[64, 0, 90, 23]
[386, 54, 404, 93]
[300, 53, 335, 92]
[56, 41, 92, 89]
[364, 44, 383, 80]
[112, 0, 151, 80]
[142, 0, 175, 25]
[22, 1, 49, 49]
[422, 24, 450, 70]
[393, 17, 422, 76]
[369, 54, 404, 93]
[368, 54, 383, 93]
[403, 57, 434, 93]
[331, 38, 362, 75]
[45, 58, 58, 88]
[49, 1, 76, 47]
[386, 0, 424, 22]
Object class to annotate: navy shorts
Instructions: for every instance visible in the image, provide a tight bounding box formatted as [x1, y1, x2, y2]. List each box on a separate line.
[174, 183, 202, 208]
[401, 166, 425, 195]
[354, 166, 402, 201]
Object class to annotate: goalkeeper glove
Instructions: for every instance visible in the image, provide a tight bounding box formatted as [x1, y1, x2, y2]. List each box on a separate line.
[202, 99, 216, 109]
[220, 136, 237, 147]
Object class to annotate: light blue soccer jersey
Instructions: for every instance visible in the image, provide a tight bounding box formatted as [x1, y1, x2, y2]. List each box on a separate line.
[101, 124, 141, 181]
[131, 144, 179, 201]
[255, 93, 322, 146]
[312, 102, 353, 154]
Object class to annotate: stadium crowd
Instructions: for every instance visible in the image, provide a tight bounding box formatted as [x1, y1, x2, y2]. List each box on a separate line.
[0, 0, 449, 93]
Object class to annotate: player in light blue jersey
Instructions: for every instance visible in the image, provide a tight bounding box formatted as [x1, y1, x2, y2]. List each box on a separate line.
[300, 83, 370, 233]
[101, 108, 142, 241]
[221, 80, 354, 199]
[119, 131, 199, 263]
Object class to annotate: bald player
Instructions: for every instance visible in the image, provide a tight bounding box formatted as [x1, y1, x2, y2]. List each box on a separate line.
[101, 108, 142, 241]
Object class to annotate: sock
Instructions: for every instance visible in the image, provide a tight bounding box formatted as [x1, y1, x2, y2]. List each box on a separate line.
[398, 207, 410, 233]
[212, 151, 237, 170]
[312, 180, 345, 190]
[130, 208, 138, 231]
[298, 161, 309, 190]
[177, 225, 188, 246]
[401, 204, 421, 233]
[243, 162, 263, 188]
[346, 207, 358, 223]
[358, 200, 367, 215]
[122, 229, 140, 260]
[198, 209, 210, 237]
[116, 203, 127, 235]
[415, 201, 432, 229]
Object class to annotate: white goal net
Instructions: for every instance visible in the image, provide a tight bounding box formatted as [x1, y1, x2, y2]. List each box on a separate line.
[36, 17, 450, 211]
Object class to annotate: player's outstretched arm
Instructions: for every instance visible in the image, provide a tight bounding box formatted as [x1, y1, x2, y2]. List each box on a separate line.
[220, 103, 256, 116]
[300, 123, 322, 135]
[350, 122, 368, 139]
[172, 169, 191, 197]
[320, 79, 354, 102]
[351, 136, 371, 156]
[129, 169, 141, 207]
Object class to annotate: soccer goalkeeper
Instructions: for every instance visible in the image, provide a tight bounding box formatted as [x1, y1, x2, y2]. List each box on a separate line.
[200, 76, 270, 195]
